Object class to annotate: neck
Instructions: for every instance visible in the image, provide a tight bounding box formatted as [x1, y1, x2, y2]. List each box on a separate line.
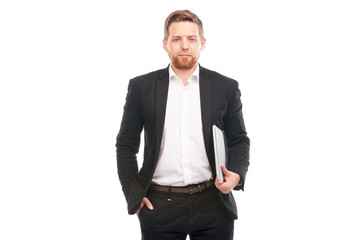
[171, 63, 198, 82]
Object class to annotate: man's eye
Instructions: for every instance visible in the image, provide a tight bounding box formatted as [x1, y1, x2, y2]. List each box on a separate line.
[173, 39, 179, 42]
[190, 38, 196, 42]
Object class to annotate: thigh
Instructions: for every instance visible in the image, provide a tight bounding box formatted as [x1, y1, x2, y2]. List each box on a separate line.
[189, 220, 234, 240]
[189, 188, 234, 240]
[139, 191, 188, 240]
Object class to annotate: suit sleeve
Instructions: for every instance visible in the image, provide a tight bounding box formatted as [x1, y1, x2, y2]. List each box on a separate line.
[223, 81, 250, 191]
[116, 79, 144, 200]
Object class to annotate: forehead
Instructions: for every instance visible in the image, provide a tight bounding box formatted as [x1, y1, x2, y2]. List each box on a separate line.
[168, 21, 200, 37]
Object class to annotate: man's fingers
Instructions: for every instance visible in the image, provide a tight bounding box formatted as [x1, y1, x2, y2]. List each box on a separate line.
[216, 167, 240, 194]
[221, 165, 229, 175]
[215, 177, 220, 188]
[136, 202, 143, 217]
[136, 197, 153, 218]
[215, 177, 230, 194]
[142, 197, 153, 210]
[216, 183, 231, 194]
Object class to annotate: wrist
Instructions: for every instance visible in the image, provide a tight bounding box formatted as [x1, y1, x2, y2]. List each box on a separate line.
[235, 174, 241, 185]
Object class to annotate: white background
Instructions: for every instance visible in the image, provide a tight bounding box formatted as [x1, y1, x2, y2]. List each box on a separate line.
[1, 0, 359, 239]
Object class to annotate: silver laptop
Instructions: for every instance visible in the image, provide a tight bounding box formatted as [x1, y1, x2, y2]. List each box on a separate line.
[212, 125, 227, 183]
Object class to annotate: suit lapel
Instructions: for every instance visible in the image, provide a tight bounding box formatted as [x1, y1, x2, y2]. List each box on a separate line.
[154, 66, 169, 163]
[199, 66, 213, 160]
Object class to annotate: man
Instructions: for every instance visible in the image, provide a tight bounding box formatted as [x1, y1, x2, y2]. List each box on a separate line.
[116, 10, 250, 240]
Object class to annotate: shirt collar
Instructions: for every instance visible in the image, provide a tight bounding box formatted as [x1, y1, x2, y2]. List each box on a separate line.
[169, 64, 199, 83]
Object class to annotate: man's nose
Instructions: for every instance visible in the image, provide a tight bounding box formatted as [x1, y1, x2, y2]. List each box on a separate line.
[181, 39, 189, 50]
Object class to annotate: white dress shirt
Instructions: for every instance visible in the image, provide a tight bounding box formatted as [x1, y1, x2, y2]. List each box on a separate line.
[152, 64, 213, 186]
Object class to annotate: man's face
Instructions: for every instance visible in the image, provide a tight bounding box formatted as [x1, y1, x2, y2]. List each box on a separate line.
[163, 21, 206, 70]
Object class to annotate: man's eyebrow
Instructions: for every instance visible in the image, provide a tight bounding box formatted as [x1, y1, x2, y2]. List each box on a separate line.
[171, 35, 198, 38]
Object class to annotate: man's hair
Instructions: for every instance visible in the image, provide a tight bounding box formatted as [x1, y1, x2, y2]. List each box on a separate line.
[164, 10, 204, 41]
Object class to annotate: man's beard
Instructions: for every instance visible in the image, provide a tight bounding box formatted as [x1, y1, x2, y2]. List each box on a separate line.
[171, 55, 198, 70]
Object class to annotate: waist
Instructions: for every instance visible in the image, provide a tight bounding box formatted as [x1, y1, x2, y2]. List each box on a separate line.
[149, 180, 214, 195]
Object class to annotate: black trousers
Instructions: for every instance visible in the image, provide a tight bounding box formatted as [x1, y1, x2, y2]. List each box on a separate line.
[138, 185, 234, 240]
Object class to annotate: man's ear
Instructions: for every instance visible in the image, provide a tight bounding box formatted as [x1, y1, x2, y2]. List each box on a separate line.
[163, 38, 168, 51]
[200, 38, 206, 51]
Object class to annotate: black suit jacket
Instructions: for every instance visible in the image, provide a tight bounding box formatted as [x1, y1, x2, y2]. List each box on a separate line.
[116, 65, 250, 219]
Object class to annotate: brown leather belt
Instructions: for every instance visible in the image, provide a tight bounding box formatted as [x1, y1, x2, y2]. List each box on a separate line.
[150, 180, 214, 195]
